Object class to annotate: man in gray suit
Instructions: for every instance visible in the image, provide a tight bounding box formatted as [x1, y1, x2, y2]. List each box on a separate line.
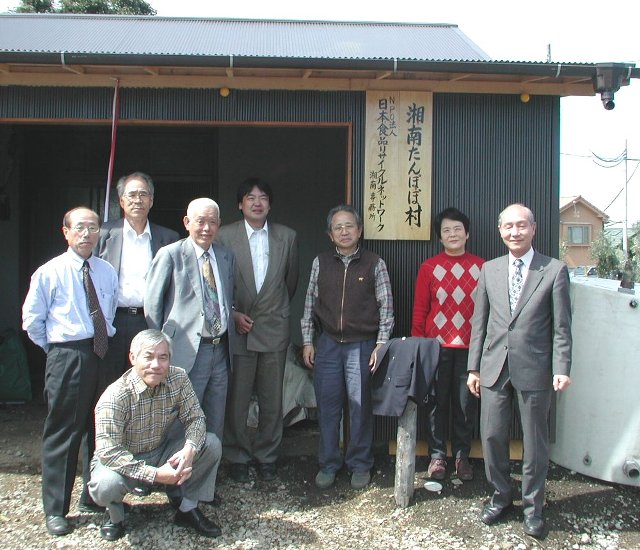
[96, 172, 179, 382]
[145, 198, 235, 441]
[467, 203, 572, 539]
[217, 178, 298, 483]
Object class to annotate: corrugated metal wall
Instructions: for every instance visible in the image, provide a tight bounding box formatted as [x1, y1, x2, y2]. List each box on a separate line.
[1, 85, 560, 442]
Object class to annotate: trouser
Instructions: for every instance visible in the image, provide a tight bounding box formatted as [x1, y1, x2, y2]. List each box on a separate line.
[89, 432, 221, 523]
[313, 333, 375, 474]
[480, 364, 552, 518]
[427, 347, 477, 459]
[102, 308, 148, 381]
[187, 338, 230, 439]
[223, 349, 287, 464]
[41, 339, 102, 516]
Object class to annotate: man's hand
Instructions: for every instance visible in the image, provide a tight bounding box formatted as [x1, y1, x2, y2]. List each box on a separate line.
[553, 375, 571, 392]
[155, 444, 195, 486]
[302, 344, 315, 369]
[467, 371, 481, 398]
[233, 311, 254, 335]
[369, 343, 383, 373]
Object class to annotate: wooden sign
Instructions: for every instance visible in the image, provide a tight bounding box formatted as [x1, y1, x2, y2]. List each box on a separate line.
[364, 91, 432, 240]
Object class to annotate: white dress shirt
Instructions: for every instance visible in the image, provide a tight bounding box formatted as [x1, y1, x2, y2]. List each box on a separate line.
[118, 219, 152, 307]
[22, 249, 118, 351]
[244, 219, 269, 293]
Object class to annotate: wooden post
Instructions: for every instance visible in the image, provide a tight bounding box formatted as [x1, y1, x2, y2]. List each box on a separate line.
[394, 399, 417, 507]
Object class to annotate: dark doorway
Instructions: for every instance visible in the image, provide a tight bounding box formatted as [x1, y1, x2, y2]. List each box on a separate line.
[16, 123, 348, 393]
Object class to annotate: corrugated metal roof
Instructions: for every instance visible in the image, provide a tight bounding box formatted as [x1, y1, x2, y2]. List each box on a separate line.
[0, 14, 491, 62]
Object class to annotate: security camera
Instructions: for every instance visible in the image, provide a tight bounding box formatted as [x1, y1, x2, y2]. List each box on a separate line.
[593, 63, 632, 112]
[600, 90, 615, 110]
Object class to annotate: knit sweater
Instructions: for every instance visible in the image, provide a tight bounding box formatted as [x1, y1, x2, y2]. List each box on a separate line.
[411, 251, 484, 348]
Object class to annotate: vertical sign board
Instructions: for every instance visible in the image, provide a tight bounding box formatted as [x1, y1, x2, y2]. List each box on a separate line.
[364, 91, 433, 240]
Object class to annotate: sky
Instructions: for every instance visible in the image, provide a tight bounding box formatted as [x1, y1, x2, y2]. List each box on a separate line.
[2, 0, 639, 225]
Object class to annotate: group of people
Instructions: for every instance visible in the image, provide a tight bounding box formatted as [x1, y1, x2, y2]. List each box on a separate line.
[22, 169, 572, 543]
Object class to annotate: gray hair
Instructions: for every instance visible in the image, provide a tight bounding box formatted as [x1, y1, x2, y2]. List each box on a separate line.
[186, 197, 220, 220]
[325, 204, 363, 232]
[116, 172, 155, 199]
[497, 203, 536, 226]
[130, 329, 173, 358]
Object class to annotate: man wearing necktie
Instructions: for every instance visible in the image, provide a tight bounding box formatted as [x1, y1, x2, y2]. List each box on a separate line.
[217, 178, 298, 483]
[22, 207, 118, 536]
[467, 203, 572, 539]
[145, 198, 236, 442]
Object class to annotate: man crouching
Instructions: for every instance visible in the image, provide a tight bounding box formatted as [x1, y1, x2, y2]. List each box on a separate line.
[88, 329, 222, 541]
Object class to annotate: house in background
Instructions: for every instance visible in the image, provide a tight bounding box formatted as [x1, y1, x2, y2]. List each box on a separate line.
[560, 195, 609, 267]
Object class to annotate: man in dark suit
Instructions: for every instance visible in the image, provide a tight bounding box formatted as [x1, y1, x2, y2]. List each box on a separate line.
[467, 203, 572, 539]
[217, 178, 298, 482]
[96, 172, 179, 383]
[145, 198, 235, 441]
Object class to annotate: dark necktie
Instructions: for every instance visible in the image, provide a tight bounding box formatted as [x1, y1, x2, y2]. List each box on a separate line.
[82, 260, 109, 358]
[509, 258, 524, 314]
[202, 252, 222, 335]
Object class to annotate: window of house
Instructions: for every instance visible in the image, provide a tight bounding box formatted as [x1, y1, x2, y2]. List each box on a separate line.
[567, 225, 590, 245]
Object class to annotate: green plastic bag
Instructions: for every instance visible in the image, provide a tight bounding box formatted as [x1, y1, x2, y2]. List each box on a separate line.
[0, 328, 32, 402]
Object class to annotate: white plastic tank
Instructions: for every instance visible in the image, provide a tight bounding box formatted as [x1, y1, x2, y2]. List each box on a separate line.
[550, 277, 640, 486]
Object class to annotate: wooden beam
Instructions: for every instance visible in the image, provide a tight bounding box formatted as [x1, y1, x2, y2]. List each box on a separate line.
[376, 71, 392, 80]
[143, 67, 159, 76]
[389, 439, 524, 460]
[302, 69, 313, 79]
[225, 67, 234, 78]
[0, 64, 9, 74]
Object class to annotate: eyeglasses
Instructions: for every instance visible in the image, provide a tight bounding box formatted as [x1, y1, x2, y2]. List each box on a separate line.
[332, 223, 357, 232]
[123, 190, 152, 200]
[70, 225, 100, 234]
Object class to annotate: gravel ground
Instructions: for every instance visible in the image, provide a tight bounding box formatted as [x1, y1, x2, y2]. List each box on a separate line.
[1, 402, 639, 550]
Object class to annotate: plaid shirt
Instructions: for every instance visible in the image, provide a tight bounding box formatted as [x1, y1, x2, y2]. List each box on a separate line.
[94, 366, 206, 484]
[301, 247, 394, 345]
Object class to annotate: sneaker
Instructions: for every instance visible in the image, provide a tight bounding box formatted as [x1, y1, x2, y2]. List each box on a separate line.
[315, 470, 336, 489]
[428, 458, 447, 480]
[455, 457, 474, 481]
[350, 471, 371, 490]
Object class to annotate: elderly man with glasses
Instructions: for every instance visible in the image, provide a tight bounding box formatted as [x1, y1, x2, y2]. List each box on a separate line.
[23, 206, 118, 536]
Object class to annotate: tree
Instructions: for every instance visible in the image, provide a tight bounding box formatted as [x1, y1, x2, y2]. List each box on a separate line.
[590, 231, 623, 278]
[13, 0, 156, 14]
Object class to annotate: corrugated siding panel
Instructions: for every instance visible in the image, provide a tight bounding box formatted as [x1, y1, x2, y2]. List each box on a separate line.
[0, 86, 559, 443]
[0, 15, 490, 61]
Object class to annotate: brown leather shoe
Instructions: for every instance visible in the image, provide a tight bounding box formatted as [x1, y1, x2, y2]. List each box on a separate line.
[427, 458, 447, 480]
[455, 457, 474, 481]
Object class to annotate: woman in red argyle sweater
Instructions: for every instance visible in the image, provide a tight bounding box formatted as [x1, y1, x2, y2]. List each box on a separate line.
[411, 207, 484, 482]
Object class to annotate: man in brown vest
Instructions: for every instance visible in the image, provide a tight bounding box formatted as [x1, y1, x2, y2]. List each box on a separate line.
[301, 205, 394, 490]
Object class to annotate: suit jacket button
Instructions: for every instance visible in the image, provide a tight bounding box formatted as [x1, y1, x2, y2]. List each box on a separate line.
[503, 345, 508, 350]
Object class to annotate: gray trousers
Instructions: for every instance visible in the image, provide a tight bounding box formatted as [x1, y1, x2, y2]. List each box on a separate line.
[480, 365, 551, 519]
[88, 432, 221, 523]
[223, 349, 286, 464]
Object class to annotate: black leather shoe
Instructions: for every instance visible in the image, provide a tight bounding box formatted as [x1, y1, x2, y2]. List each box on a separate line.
[132, 485, 152, 497]
[45, 515, 72, 536]
[258, 462, 277, 481]
[174, 508, 222, 538]
[100, 518, 125, 541]
[230, 462, 250, 483]
[201, 494, 224, 507]
[523, 515, 545, 538]
[480, 503, 514, 525]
